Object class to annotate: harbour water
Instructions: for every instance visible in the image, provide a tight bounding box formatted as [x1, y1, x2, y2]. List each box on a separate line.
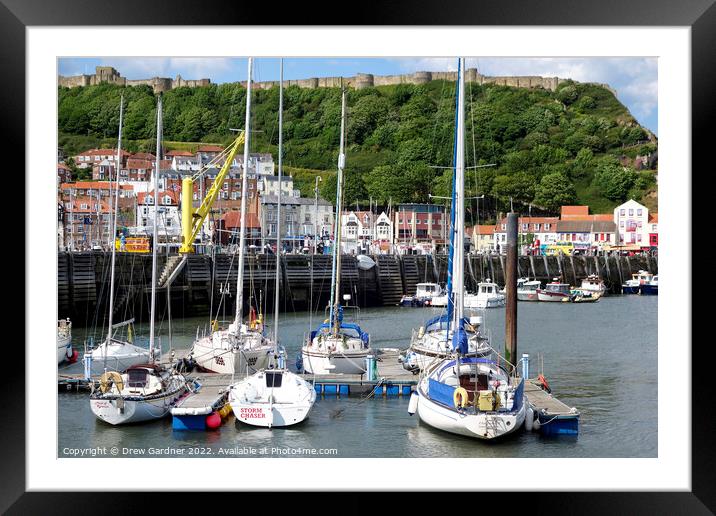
[58, 296, 657, 458]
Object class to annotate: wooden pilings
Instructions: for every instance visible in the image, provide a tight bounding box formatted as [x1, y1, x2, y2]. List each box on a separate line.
[57, 250, 658, 324]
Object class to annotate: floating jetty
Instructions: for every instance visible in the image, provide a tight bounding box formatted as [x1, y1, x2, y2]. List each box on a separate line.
[58, 348, 578, 436]
[524, 378, 580, 436]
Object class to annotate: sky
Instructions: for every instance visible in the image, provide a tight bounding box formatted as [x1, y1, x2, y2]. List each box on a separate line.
[58, 57, 657, 135]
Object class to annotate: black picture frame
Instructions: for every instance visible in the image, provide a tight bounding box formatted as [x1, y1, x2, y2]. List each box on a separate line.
[7, 0, 707, 512]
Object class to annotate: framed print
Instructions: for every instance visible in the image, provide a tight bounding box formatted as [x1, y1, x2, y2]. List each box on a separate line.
[5, 0, 710, 512]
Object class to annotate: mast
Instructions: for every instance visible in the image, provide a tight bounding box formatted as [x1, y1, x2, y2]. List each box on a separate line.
[234, 57, 253, 330]
[273, 58, 283, 351]
[149, 95, 162, 359]
[106, 95, 124, 343]
[445, 58, 461, 330]
[454, 57, 466, 325]
[329, 87, 347, 334]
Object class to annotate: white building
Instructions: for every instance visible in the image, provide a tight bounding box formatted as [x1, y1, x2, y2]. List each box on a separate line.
[296, 197, 334, 242]
[133, 190, 182, 240]
[613, 199, 651, 248]
[341, 210, 393, 254]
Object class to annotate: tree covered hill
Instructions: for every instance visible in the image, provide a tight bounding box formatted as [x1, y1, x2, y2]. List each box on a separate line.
[58, 78, 657, 219]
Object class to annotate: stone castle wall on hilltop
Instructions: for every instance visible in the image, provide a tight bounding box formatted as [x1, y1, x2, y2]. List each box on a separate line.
[58, 66, 585, 94]
[58, 66, 210, 93]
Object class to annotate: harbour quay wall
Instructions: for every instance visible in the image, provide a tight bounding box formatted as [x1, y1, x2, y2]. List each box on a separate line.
[58, 252, 657, 325]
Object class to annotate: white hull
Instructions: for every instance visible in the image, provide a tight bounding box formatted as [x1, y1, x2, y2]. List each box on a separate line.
[229, 370, 316, 428]
[464, 294, 505, 308]
[85, 341, 151, 374]
[416, 390, 525, 439]
[517, 290, 539, 301]
[90, 385, 186, 425]
[429, 296, 448, 307]
[537, 291, 570, 302]
[57, 337, 72, 364]
[302, 348, 369, 375]
[405, 347, 492, 372]
[190, 332, 272, 375]
[404, 329, 493, 372]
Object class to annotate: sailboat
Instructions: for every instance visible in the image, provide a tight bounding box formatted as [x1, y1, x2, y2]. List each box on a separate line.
[83, 95, 151, 375]
[90, 96, 189, 425]
[188, 57, 273, 375]
[401, 63, 493, 374]
[301, 87, 372, 375]
[57, 318, 75, 364]
[228, 60, 316, 427]
[409, 59, 526, 440]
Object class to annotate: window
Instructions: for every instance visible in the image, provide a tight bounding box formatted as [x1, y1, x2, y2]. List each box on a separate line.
[637, 234, 642, 242]
[629, 209, 634, 216]
[652, 224, 657, 231]
[637, 209, 642, 216]
[501, 224, 506, 230]
[534, 224, 540, 231]
[606, 234, 611, 242]
[80, 203, 88, 209]
[522, 223, 528, 231]
[544, 224, 550, 230]
[620, 221, 625, 227]
[620, 209, 625, 216]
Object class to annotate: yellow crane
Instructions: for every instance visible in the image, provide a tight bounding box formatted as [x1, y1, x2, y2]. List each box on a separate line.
[179, 132, 245, 254]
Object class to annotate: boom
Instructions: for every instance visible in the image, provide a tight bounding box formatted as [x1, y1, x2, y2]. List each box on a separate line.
[179, 133, 245, 254]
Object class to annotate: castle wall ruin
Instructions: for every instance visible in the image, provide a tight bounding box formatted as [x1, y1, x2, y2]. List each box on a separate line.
[60, 65, 606, 96]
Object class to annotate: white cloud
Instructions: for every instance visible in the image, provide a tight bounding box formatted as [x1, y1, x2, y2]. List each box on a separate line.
[97, 57, 234, 80]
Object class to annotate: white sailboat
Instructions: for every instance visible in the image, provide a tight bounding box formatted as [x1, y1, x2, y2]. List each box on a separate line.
[189, 57, 273, 375]
[57, 318, 74, 364]
[409, 59, 525, 440]
[90, 96, 189, 425]
[301, 87, 372, 375]
[401, 64, 493, 373]
[228, 59, 316, 428]
[83, 95, 151, 375]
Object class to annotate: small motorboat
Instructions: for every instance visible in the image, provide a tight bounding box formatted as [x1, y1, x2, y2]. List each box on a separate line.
[579, 274, 607, 295]
[537, 279, 572, 302]
[622, 270, 655, 295]
[399, 282, 444, 307]
[465, 279, 505, 308]
[516, 278, 541, 301]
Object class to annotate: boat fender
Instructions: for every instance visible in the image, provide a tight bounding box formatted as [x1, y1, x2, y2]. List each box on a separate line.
[206, 411, 222, 430]
[407, 392, 419, 415]
[453, 387, 469, 409]
[68, 349, 79, 364]
[533, 417, 541, 431]
[537, 374, 551, 394]
[525, 406, 534, 431]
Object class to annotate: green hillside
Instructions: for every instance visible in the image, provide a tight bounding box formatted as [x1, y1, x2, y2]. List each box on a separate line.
[58, 79, 657, 220]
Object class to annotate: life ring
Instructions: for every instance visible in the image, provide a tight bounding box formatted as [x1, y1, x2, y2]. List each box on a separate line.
[537, 374, 551, 394]
[99, 371, 124, 393]
[453, 387, 469, 409]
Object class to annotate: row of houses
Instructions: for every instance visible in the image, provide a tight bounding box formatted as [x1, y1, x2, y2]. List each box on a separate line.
[471, 201, 658, 254]
[62, 147, 276, 184]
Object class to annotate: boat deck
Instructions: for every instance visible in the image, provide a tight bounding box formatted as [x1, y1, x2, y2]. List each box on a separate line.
[58, 348, 417, 397]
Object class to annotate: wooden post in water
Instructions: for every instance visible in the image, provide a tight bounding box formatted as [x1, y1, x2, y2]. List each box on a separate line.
[504, 212, 518, 371]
